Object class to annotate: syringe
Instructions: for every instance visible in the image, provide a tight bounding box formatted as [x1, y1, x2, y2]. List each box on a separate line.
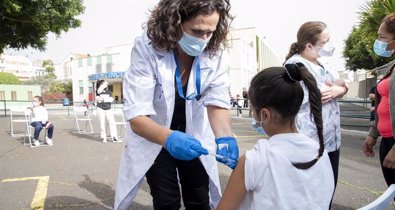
[208, 152, 236, 163]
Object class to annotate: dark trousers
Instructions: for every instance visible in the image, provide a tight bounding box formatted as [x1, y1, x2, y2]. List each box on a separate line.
[30, 121, 54, 139]
[243, 99, 248, 108]
[328, 149, 340, 209]
[380, 137, 395, 187]
[146, 148, 210, 210]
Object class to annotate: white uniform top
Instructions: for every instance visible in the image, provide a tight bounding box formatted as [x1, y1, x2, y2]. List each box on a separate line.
[285, 55, 341, 152]
[30, 106, 48, 122]
[240, 133, 334, 210]
[114, 32, 231, 210]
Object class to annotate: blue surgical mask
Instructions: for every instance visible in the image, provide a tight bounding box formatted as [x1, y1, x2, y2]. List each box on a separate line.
[178, 31, 211, 56]
[252, 118, 267, 136]
[373, 39, 394, 57]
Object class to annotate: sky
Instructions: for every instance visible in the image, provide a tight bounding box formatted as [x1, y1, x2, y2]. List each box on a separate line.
[5, 0, 370, 71]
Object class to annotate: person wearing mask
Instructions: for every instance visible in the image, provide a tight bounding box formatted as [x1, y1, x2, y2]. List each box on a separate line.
[363, 12, 395, 189]
[96, 79, 122, 143]
[114, 0, 238, 209]
[217, 64, 334, 210]
[284, 21, 349, 206]
[28, 96, 54, 146]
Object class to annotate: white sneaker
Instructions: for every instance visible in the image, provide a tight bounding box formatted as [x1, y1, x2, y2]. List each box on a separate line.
[113, 137, 122, 143]
[45, 137, 53, 145]
[32, 139, 40, 147]
[102, 138, 107, 143]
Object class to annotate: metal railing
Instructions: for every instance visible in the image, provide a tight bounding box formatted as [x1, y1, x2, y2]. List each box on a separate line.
[231, 98, 372, 127]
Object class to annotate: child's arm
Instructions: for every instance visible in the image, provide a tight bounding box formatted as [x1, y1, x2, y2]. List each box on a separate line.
[216, 155, 247, 210]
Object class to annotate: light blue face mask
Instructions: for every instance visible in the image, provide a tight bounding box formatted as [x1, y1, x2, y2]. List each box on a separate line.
[178, 31, 211, 56]
[252, 118, 267, 136]
[373, 39, 395, 57]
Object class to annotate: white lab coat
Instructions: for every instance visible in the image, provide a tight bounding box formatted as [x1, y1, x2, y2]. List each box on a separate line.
[115, 32, 231, 210]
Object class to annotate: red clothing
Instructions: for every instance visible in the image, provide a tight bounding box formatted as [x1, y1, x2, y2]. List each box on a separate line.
[377, 76, 393, 137]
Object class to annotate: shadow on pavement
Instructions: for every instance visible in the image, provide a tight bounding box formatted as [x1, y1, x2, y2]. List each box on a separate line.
[45, 196, 111, 210]
[68, 131, 101, 143]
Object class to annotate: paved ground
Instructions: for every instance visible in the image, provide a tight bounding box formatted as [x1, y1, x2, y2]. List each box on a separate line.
[0, 103, 393, 210]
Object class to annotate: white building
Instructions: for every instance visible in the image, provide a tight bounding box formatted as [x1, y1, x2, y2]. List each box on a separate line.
[228, 27, 282, 97]
[0, 54, 33, 81]
[67, 44, 132, 103]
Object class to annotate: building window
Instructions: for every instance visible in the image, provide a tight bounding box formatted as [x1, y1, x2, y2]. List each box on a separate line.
[0, 91, 4, 100]
[106, 63, 113, 72]
[27, 91, 33, 100]
[87, 57, 92, 66]
[107, 54, 112, 63]
[88, 82, 93, 94]
[106, 54, 113, 72]
[78, 59, 83, 67]
[96, 64, 102, 73]
[97, 56, 102, 64]
[79, 80, 84, 95]
[11, 91, 17, 100]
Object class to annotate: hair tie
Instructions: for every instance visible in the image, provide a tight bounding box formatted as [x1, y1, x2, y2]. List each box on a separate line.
[284, 68, 297, 82]
[284, 62, 303, 82]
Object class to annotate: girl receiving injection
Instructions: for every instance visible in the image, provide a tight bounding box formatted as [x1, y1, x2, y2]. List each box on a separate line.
[217, 63, 334, 210]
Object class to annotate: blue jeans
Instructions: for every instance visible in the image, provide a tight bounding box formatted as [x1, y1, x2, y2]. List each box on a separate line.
[30, 121, 54, 140]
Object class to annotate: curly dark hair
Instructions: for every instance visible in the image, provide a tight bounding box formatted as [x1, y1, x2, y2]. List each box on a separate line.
[145, 0, 233, 56]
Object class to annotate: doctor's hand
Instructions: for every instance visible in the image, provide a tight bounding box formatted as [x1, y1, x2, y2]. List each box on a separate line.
[215, 137, 239, 169]
[164, 131, 208, 161]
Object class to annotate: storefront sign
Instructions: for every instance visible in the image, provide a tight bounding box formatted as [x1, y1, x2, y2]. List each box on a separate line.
[88, 72, 125, 81]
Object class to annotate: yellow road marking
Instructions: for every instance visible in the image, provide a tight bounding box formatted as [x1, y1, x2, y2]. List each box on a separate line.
[2, 176, 49, 210]
[339, 179, 383, 196]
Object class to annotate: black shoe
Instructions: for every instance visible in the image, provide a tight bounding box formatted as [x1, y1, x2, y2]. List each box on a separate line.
[113, 137, 122, 143]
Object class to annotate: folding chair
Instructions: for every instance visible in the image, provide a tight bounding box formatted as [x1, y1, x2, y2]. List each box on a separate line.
[112, 108, 128, 138]
[358, 184, 395, 210]
[73, 106, 94, 133]
[10, 107, 30, 138]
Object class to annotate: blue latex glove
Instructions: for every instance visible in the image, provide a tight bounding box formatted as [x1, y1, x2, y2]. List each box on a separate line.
[216, 137, 239, 169]
[165, 131, 208, 161]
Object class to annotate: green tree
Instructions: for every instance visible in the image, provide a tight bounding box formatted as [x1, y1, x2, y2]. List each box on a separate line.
[49, 80, 72, 95]
[42, 60, 56, 79]
[0, 0, 84, 53]
[0, 72, 21, 84]
[343, 0, 395, 70]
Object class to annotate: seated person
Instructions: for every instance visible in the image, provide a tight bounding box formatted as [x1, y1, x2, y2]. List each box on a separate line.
[27, 96, 54, 146]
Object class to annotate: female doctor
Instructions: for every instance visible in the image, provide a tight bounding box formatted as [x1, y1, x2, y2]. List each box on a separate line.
[115, 0, 238, 209]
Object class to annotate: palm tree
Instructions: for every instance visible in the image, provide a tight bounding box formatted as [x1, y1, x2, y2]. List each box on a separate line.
[360, 0, 395, 39]
[343, 0, 395, 71]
